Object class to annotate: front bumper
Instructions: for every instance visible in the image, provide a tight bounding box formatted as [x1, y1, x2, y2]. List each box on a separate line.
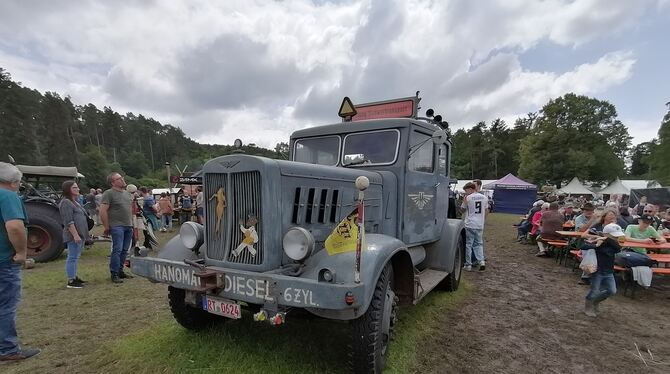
[130, 256, 365, 311]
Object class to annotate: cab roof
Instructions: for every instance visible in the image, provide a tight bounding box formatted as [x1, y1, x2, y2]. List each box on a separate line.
[290, 118, 441, 140]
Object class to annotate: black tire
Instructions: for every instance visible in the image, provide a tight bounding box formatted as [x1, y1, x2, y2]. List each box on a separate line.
[25, 203, 65, 262]
[348, 264, 398, 374]
[168, 286, 221, 330]
[439, 233, 465, 291]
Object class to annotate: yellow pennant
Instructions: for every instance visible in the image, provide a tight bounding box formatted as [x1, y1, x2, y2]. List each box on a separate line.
[325, 209, 360, 255]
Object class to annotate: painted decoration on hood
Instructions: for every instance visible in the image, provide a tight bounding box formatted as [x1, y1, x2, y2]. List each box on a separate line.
[408, 192, 434, 210]
[209, 187, 227, 234]
[233, 216, 259, 257]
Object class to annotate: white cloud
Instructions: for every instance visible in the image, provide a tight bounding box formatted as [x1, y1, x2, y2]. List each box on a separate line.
[0, 0, 663, 148]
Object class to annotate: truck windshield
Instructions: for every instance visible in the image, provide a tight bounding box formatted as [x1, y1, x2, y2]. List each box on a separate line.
[294, 136, 340, 166]
[342, 129, 399, 166]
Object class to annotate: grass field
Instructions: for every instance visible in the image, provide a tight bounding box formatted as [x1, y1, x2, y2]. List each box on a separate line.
[8, 227, 470, 374]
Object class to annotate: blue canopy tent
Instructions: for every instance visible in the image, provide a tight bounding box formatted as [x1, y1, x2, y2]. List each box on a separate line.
[483, 174, 537, 214]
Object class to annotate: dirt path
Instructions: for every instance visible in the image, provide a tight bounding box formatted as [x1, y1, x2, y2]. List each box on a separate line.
[416, 214, 670, 374]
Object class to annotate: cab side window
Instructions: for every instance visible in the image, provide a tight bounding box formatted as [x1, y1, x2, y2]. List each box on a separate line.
[408, 131, 434, 173]
[438, 144, 448, 176]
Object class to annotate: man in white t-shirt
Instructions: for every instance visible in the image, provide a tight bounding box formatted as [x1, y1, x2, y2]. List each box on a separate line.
[460, 182, 489, 271]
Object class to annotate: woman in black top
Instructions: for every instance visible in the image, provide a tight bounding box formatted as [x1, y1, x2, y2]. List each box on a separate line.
[59, 180, 90, 289]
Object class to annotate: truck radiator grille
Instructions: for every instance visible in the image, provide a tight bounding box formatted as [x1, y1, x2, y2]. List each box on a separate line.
[205, 171, 263, 265]
[291, 187, 340, 224]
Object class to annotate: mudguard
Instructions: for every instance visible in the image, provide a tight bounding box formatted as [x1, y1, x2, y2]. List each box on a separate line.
[155, 235, 204, 262]
[423, 218, 465, 272]
[300, 233, 413, 320]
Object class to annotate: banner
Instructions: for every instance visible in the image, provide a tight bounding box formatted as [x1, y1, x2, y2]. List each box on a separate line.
[324, 208, 360, 255]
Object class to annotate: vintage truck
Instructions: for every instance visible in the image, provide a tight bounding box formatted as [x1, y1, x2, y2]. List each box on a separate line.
[130, 96, 465, 373]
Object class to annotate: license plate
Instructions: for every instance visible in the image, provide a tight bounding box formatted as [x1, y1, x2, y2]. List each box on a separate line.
[202, 296, 242, 319]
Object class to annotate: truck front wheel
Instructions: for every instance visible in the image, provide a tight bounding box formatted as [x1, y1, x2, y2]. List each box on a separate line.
[348, 264, 398, 374]
[168, 286, 221, 330]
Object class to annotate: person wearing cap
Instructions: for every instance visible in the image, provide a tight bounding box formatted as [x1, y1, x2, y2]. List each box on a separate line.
[582, 223, 624, 317]
[624, 214, 667, 254]
[575, 203, 596, 232]
[460, 182, 488, 271]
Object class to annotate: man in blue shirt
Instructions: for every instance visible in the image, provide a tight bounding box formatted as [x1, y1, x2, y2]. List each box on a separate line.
[0, 162, 40, 362]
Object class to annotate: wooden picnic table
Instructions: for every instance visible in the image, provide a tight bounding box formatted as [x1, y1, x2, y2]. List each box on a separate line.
[648, 253, 670, 263]
[555, 230, 585, 238]
[621, 241, 670, 252]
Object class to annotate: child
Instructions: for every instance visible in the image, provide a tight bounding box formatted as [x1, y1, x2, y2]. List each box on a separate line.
[582, 223, 623, 317]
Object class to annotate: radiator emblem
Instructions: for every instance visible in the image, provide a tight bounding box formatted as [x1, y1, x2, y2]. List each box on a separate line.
[408, 192, 434, 210]
[233, 216, 259, 257]
[209, 187, 227, 234]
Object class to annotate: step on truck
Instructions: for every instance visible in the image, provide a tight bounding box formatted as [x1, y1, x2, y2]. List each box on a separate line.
[131, 95, 465, 374]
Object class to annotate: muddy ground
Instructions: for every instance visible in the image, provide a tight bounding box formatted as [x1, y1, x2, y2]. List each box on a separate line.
[415, 214, 670, 374]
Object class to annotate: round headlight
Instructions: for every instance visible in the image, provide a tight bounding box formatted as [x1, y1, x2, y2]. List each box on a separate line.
[180, 222, 204, 250]
[283, 227, 315, 261]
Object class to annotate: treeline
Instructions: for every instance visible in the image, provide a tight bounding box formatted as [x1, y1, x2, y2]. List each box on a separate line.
[450, 94, 670, 187]
[0, 68, 286, 188]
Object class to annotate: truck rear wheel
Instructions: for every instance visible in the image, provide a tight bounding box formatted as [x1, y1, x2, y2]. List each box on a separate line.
[439, 233, 465, 291]
[348, 264, 397, 374]
[168, 286, 221, 330]
[25, 203, 65, 262]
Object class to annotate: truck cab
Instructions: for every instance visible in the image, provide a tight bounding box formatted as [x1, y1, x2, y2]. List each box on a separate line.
[130, 96, 465, 374]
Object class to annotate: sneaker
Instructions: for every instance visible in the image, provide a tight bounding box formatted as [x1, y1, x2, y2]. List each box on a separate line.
[535, 251, 549, 257]
[75, 276, 86, 284]
[111, 273, 123, 284]
[479, 262, 486, 271]
[463, 265, 472, 272]
[0, 347, 41, 362]
[66, 279, 84, 289]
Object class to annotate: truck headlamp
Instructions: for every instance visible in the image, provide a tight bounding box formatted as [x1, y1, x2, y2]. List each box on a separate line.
[180, 222, 204, 250]
[282, 227, 314, 261]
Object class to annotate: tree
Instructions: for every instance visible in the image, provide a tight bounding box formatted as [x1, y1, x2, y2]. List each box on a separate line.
[649, 103, 670, 185]
[518, 93, 631, 187]
[78, 147, 111, 189]
[628, 142, 653, 178]
[275, 142, 289, 159]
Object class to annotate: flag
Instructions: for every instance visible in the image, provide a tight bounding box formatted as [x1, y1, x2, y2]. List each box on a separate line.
[324, 208, 360, 255]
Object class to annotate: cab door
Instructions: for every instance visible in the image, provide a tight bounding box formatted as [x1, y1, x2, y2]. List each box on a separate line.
[403, 129, 438, 245]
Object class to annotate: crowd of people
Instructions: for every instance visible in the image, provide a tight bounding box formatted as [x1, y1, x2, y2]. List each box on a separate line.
[0, 162, 210, 362]
[514, 193, 669, 318]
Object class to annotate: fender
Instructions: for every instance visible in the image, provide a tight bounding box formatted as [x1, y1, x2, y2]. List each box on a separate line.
[300, 233, 413, 320]
[155, 235, 204, 262]
[423, 218, 465, 273]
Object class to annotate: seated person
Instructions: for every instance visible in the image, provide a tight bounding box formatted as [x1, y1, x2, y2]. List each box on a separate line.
[530, 202, 549, 240]
[624, 214, 667, 254]
[561, 204, 576, 221]
[575, 203, 596, 232]
[536, 202, 565, 257]
[517, 200, 543, 241]
[617, 207, 634, 229]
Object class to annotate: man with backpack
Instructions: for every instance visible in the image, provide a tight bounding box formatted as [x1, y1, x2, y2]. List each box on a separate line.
[179, 194, 194, 224]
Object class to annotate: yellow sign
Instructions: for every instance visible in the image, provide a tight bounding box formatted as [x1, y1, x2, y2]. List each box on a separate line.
[338, 96, 357, 118]
[325, 209, 361, 255]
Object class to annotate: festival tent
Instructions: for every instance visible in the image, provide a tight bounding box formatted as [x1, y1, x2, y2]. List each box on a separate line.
[482, 173, 537, 214]
[598, 178, 631, 195]
[558, 177, 594, 196]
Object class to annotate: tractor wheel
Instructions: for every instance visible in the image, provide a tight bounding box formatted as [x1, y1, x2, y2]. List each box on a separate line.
[25, 203, 65, 262]
[168, 286, 222, 331]
[348, 264, 398, 374]
[439, 233, 465, 291]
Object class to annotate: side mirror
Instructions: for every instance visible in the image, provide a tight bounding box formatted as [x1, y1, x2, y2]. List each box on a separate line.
[432, 129, 448, 144]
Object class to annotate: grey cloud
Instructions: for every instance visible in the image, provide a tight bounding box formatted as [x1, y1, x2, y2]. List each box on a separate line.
[175, 35, 322, 110]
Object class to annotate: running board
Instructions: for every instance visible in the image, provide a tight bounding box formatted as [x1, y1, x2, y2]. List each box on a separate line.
[413, 268, 448, 304]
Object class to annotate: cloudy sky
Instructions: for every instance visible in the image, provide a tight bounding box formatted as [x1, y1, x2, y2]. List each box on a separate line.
[1, 0, 669, 148]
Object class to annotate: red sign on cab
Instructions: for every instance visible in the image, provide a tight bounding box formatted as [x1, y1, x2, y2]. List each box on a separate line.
[352, 100, 415, 121]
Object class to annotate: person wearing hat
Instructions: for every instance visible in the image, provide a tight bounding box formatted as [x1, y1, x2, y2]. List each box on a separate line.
[582, 223, 624, 317]
[575, 203, 596, 232]
[624, 214, 667, 254]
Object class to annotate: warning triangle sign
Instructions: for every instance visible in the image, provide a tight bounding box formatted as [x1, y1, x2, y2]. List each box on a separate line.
[338, 97, 357, 118]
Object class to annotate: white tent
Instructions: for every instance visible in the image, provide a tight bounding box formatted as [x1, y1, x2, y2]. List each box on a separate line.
[558, 177, 593, 195]
[621, 180, 661, 190]
[598, 178, 630, 195]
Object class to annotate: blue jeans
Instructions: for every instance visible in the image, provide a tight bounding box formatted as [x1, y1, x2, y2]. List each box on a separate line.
[110, 226, 133, 274]
[0, 262, 21, 355]
[586, 272, 617, 301]
[146, 214, 159, 231]
[465, 227, 485, 266]
[161, 214, 173, 230]
[65, 240, 84, 280]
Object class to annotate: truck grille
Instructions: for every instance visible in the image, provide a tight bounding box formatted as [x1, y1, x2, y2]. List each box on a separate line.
[205, 171, 263, 265]
[291, 187, 341, 224]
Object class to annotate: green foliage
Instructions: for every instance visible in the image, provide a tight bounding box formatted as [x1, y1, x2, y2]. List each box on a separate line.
[649, 103, 670, 185]
[517, 93, 631, 187]
[628, 142, 653, 178]
[78, 147, 111, 189]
